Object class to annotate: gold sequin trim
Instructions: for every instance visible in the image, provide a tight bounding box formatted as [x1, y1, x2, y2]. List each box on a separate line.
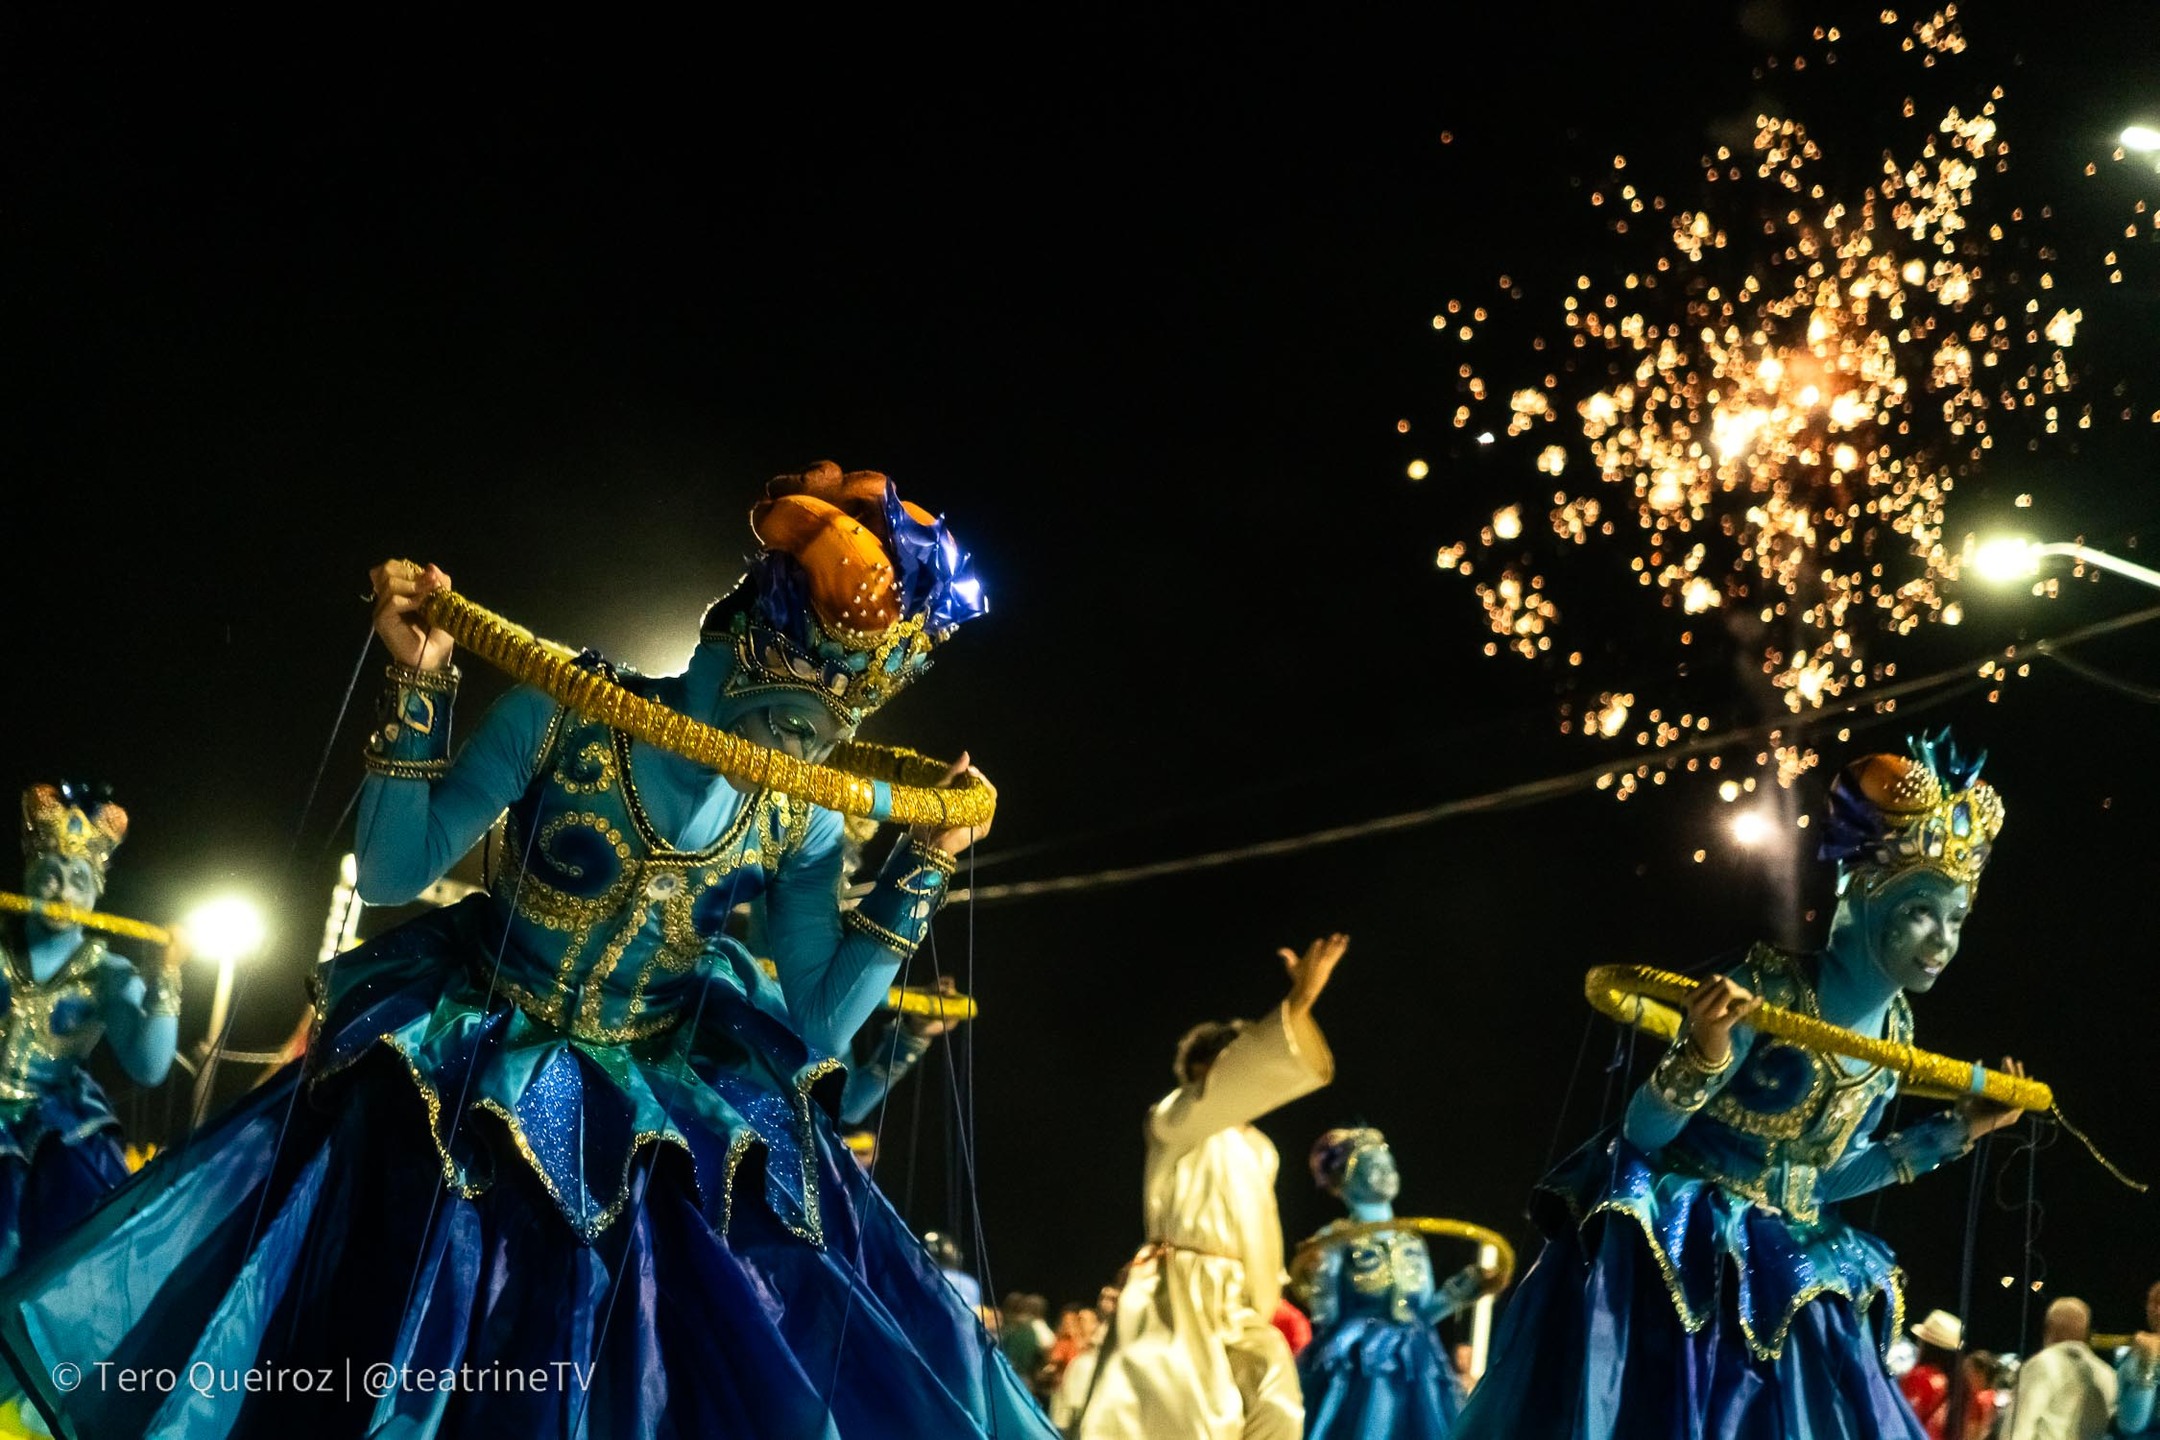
[843, 909, 919, 956]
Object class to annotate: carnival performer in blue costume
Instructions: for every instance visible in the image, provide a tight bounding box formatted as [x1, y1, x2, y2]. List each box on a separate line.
[2111, 1282, 2160, 1438]
[0, 784, 182, 1278]
[0, 462, 1057, 1440]
[1291, 1128, 1492, 1440]
[1452, 734, 2028, 1440]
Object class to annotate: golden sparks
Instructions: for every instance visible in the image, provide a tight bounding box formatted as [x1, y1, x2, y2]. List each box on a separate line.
[1427, 7, 2096, 789]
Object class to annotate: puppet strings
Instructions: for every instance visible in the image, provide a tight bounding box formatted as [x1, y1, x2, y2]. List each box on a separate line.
[818, 926, 926, 1416]
[1995, 1117, 2059, 1357]
[567, 968, 723, 1439]
[221, 621, 377, 1262]
[384, 774, 549, 1362]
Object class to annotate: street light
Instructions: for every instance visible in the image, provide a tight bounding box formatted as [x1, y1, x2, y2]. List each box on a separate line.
[2123, 126, 2160, 154]
[1969, 536, 2160, 592]
[182, 894, 265, 1126]
[1730, 810, 1774, 847]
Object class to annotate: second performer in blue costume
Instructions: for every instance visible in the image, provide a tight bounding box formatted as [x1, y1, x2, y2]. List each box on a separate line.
[1292, 1128, 1493, 1440]
[1452, 734, 2028, 1440]
[0, 461, 1055, 1439]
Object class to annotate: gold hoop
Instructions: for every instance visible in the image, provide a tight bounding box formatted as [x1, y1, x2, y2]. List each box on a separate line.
[1292, 1217, 1517, 1298]
[885, 985, 978, 1021]
[1584, 963, 2052, 1111]
[419, 589, 993, 830]
[0, 891, 174, 948]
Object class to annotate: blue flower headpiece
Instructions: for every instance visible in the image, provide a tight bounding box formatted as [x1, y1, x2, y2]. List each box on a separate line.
[1819, 729, 2005, 895]
[704, 463, 988, 728]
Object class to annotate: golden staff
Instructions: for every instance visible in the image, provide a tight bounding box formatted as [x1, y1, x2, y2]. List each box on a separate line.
[753, 958, 978, 1020]
[1292, 1217, 1517, 1298]
[0, 891, 174, 948]
[419, 589, 994, 831]
[1587, 964, 2146, 1190]
[884, 984, 978, 1021]
[1585, 963, 2050, 1109]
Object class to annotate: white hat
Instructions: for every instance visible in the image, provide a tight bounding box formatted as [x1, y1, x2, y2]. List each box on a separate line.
[1911, 1310, 1965, 1350]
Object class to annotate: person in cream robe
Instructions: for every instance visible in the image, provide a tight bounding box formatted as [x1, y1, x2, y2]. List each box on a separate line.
[1079, 934, 1346, 1440]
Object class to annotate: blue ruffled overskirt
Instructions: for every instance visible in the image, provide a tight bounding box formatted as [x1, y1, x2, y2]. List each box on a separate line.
[1451, 1136, 1924, 1440]
[1300, 1315, 1464, 1440]
[0, 903, 1051, 1440]
[0, 1082, 127, 1279]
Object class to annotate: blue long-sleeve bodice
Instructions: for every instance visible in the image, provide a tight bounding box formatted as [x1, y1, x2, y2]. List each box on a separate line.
[354, 646, 929, 1061]
[332, 647, 956, 1244]
[1619, 943, 1970, 1227]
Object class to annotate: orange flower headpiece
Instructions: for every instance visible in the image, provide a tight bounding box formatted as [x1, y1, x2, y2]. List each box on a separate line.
[21, 782, 129, 886]
[705, 460, 987, 727]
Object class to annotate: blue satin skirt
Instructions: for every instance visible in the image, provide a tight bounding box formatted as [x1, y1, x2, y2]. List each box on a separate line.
[0, 1120, 128, 1280]
[0, 926, 1054, 1439]
[1451, 1139, 1925, 1440]
[1299, 1315, 1464, 1440]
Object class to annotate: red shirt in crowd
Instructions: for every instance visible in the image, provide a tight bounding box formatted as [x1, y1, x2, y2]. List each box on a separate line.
[1900, 1364, 1994, 1440]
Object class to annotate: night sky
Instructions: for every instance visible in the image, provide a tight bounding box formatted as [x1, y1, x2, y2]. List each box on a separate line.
[6, 3, 2158, 1361]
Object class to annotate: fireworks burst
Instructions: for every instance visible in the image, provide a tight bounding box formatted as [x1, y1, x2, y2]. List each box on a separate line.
[1422, 7, 2115, 797]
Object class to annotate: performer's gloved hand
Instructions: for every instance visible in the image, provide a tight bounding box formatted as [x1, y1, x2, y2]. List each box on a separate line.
[1955, 1055, 2028, 1141]
[902, 975, 966, 1039]
[369, 558, 456, 670]
[156, 926, 193, 977]
[912, 750, 996, 857]
[1681, 974, 1762, 1068]
[1281, 933, 1350, 1019]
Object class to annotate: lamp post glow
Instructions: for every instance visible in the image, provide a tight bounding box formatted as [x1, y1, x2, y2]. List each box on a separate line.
[1969, 536, 2160, 593]
[183, 895, 266, 1126]
[1730, 810, 1774, 848]
[2123, 126, 2160, 154]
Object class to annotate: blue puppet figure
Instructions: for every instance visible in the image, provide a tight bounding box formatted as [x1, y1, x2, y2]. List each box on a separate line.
[0, 783, 181, 1278]
[1452, 734, 2028, 1440]
[0, 462, 1056, 1440]
[1292, 1128, 1494, 1440]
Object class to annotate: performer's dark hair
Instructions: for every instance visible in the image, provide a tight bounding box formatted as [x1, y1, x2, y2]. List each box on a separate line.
[1173, 1019, 1247, 1085]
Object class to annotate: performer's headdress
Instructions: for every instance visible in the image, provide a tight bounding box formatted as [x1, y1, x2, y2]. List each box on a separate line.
[1819, 729, 2004, 896]
[1309, 1126, 1387, 1194]
[20, 782, 128, 887]
[702, 461, 988, 728]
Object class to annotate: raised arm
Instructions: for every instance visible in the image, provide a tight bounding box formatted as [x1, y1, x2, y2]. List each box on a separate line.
[1623, 971, 1762, 1153]
[765, 757, 991, 1062]
[1417, 1258, 1492, 1328]
[353, 684, 555, 904]
[96, 942, 183, 1087]
[1815, 1107, 1972, 1204]
[1150, 935, 1346, 1150]
[1818, 1056, 2025, 1205]
[350, 558, 558, 905]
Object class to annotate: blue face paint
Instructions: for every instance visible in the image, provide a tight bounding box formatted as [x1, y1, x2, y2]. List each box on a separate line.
[23, 853, 100, 918]
[1340, 1141, 1403, 1210]
[1838, 869, 1971, 997]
